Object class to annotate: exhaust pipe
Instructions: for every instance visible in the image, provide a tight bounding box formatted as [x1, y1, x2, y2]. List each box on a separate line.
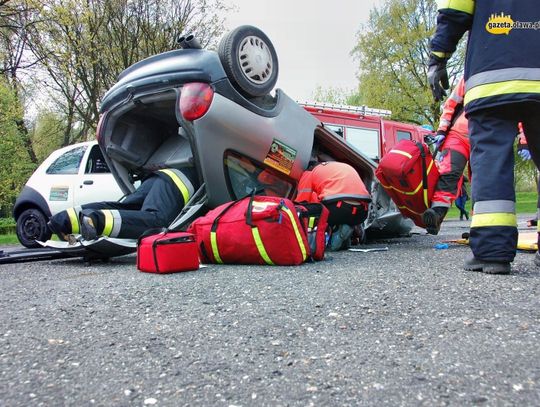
[178, 33, 201, 49]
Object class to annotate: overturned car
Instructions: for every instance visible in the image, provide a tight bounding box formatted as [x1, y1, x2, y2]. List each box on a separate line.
[41, 26, 412, 259]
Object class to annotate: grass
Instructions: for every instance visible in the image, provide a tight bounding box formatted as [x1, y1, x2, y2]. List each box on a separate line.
[446, 191, 537, 219]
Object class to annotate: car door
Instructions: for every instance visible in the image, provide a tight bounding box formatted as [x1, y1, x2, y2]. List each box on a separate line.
[44, 144, 89, 214]
[72, 144, 124, 205]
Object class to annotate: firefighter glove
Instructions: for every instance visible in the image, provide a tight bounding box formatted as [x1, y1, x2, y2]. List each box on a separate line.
[427, 55, 449, 102]
[518, 148, 532, 161]
[433, 134, 446, 149]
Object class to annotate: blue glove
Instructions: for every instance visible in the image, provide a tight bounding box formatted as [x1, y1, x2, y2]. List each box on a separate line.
[433, 134, 446, 149]
[518, 149, 532, 160]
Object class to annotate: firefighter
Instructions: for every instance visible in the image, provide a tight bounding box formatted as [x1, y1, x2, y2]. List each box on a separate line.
[423, 77, 470, 235]
[428, 0, 540, 274]
[48, 168, 198, 241]
[295, 161, 371, 251]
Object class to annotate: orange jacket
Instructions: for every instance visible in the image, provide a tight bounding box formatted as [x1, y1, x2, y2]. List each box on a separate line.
[295, 162, 371, 204]
[437, 77, 468, 138]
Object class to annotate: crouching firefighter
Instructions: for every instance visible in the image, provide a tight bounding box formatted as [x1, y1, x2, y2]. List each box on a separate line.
[295, 161, 371, 251]
[423, 77, 470, 235]
[48, 168, 198, 241]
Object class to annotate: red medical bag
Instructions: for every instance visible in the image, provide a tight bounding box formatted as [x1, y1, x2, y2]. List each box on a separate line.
[137, 230, 199, 273]
[375, 140, 440, 228]
[187, 195, 311, 266]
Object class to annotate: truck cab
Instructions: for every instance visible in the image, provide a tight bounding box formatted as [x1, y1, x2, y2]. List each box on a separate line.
[301, 102, 432, 162]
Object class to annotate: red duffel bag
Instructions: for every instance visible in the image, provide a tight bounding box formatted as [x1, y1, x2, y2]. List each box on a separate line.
[187, 195, 311, 266]
[137, 229, 199, 273]
[375, 140, 440, 228]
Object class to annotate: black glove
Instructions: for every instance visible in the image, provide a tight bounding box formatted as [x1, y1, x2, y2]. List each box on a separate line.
[427, 54, 449, 102]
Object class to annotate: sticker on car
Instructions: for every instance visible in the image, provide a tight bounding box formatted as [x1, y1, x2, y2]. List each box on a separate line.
[49, 186, 69, 201]
[264, 139, 297, 175]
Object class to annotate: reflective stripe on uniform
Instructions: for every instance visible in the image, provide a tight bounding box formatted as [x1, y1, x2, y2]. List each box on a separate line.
[210, 231, 223, 264]
[159, 169, 194, 204]
[67, 207, 79, 234]
[308, 217, 316, 229]
[109, 210, 122, 237]
[101, 210, 115, 236]
[537, 208, 540, 233]
[437, 0, 475, 14]
[251, 227, 275, 265]
[471, 200, 517, 228]
[432, 51, 453, 59]
[281, 206, 308, 262]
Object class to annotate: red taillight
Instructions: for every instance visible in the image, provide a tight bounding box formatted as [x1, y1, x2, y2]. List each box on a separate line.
[179, 82, 214, 121]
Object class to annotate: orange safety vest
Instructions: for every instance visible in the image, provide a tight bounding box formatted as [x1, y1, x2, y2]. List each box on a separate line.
[296, 162, 371, 204]
[437, 78, 468, 138]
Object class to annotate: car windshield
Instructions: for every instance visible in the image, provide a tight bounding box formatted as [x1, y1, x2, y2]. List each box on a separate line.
[224, 151, 294, 199]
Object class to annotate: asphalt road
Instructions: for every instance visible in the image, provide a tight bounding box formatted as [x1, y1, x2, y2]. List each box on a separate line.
[1, 216, 540, 406]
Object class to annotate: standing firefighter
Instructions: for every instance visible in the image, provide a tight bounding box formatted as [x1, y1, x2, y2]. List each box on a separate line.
[423, 77, 470, 234]
[428, 0, 540, 274]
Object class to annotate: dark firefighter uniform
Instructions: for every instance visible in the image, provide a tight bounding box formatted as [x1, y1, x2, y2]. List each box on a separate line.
[430, 0, 540, 270]
[48, 168, 197, 240]
[295, 161, 371, 226]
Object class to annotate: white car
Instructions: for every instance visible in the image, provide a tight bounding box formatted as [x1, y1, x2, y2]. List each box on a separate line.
[13, 141, 124, 248]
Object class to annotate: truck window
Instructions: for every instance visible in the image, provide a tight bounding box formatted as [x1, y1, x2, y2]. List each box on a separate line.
[345, 127, 380, 160]
[325, 124, 344, 137]
[397, 130, 412, 141]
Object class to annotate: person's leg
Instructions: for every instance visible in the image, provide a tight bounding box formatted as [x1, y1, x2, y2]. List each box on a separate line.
[519, 104, 540, 266]
[424, 131, 469, 234]
[324, 200, 368, 250]
[465, 106, 518, 273]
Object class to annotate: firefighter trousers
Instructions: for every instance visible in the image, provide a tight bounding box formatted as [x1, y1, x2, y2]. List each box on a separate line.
[468, 102, 540, 262]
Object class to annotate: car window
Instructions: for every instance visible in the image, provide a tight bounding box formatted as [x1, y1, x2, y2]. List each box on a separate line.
[344, 127, 380, 160]
[397, 130, 412, 141]
[85, 145, 110, 174]
[46, 145, 87, 175]
[224, 151, 294, 199]
[325, 124, 344, 137]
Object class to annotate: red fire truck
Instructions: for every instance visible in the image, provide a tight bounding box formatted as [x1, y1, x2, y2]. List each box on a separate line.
[301, 102, 433, 162]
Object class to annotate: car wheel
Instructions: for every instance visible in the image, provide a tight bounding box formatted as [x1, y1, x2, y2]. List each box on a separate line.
[218, 25, 279, 98]
[16, 208, 52, 248]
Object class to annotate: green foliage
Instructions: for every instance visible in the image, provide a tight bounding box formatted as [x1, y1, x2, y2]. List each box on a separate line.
[0, 78, 35, 217]
[351, 0, 465, 126]
[31, 110, 68, 162]
[311, 85, 359, 105]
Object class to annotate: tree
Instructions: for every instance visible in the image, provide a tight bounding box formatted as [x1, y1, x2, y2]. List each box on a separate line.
[351, 0, 465, 126]
[26, 0, 230, 142]
[0, 77, 34, 217]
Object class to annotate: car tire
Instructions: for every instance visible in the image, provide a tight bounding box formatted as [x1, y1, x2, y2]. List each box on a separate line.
[218, 25, 279, 98]
[16, 208, 52, 248]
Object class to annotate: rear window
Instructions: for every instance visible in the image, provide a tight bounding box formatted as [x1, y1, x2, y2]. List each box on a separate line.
[224, 151, 294, 199]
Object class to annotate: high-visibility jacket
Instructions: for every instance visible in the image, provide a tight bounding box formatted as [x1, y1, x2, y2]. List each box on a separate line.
[431, 0, 540, 113]
[437, 77, 468, 138]
[295, 162, 371, 204]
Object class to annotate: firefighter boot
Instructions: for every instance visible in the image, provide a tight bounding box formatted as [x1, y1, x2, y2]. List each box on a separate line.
[79, 210, 104, 241]
[422, 207, 448, 235]
[464, 255, 511, 274]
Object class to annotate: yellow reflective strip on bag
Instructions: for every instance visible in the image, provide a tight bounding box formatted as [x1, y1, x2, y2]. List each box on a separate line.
[67, 207, 79, 234]
[465, 80, 540, 105]
[251, 227, 275, 265]
[379, 160, 435, 196]
[423, 187, 429, 209]
[281, 206, 308, 261]
[160, 169, 190, 204]
[470, 213, 517, 228]
[437, 0, 474, 14]
[210, 231, 223, 264]
[102, 210, 114, 236]
[389, 149, 412, 159]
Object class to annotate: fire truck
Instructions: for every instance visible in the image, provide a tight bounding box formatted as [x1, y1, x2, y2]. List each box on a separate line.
[300, 102, 432, 162]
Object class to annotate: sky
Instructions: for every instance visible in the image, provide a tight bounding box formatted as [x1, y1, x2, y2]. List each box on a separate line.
[224, 0, 383, 102]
